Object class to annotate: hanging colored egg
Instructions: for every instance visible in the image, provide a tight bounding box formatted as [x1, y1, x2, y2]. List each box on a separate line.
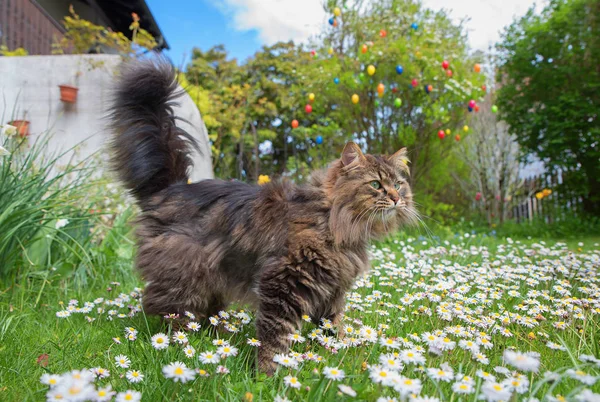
[333, 7, 341, 17]
[333, 77, 340, 84]
[359, 72, 365, 80]
[475, 105, 480, 112]
[352, 94, 359, 104]
[415, 51, 422, 59]
[333, 19, 338, 27]
[454, 134, 461, 142]
[375, 99, 380, 107]
[391, 86, 398, 93]
[424, 85, 429, 93]
[308, 93, 315, 102]
[316, 135, 323, 145]
[468, 100, 476, 108]
[291, 119, 299, 129]
[468, 106, 473, 112]
[474, 63, 481, 73]
[411, 22, 418, 30]
[411, 78, 418, 87]
[313, 52, 319, 59]
[377, 83, 385, 94]
[328, 47, 334, 55]
[438, 130, 445, 139]
[395, 65, 403, 74]
[361, 44, 368, 54]
[491, 105, 498, 113]
[446, 70, 453, 78]
[394, 98, 402, 107]
[445, 129, 451, 135]
[482, 84, 487, 92]
[367, 65, 376, 76]
[427, 84, 433, 92]
[463, 125, 469, 132]
[305, 104, 312, 113]
[328, 17, 335, 26]
[475, 192, 482, 201]
[442, 60, 449, 69]
[379, 29, 387, 38]
[310, 50, 316, 56]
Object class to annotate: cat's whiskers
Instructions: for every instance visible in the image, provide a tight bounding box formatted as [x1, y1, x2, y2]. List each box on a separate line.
[348, 205, 376, 242]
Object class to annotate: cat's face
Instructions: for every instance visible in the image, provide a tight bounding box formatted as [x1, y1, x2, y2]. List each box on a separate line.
[327, 142, 417, 243]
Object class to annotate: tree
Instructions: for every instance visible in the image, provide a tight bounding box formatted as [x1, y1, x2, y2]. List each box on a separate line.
[496, 0, 600, 215]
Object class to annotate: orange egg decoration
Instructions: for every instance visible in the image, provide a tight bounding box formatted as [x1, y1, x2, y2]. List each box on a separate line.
[379, 29, 387, 38]
[427, 84, 433, 92]
[455, 134, 461, 141]
[333, 19, 338, 27]
[474, 63, 481, 73]
[377, 83, 385, 95]
[361, 44, 368, 54]
[291, 119, 299, 129]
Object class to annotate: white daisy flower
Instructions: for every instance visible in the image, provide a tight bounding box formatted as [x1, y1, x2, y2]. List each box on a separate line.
[126, 370, 144, 383]
[323, 366, 346, 381]
[183, 345, 196, 358]
[114, 354, 131, 368]
[338, 384, 357, 397]
[503, 350, 540, 372]
[199, 351, 221, 364]
[172, 331, 188, 344]
[40, 373, 62, 387]
[151, 333, 169, 350]
[566, 369, 597, 386]
[288, 332, 306, 343]
[115, 390, 142, 402]
[379, 353, 404, 371]
[217, 345, 238, 357]
[90, 367, 110, 379]
[162, 361, 196, 383]
[94, 385, 116, 402]
[247, 338, 261, 347]
[284, 375, 302, 389]
[393, 376, 422, 396]
[369, 365, 399, 386]
[273, 353, 299, 368]
[452, 381, 474, 394]
[187, 321, 201, 331]
[480, 381, 512, 402]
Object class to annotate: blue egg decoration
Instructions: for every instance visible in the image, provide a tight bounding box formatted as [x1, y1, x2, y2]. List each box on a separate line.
[316, 135, 323, 145]
[395, 65, 403, 75]
[468, 106, 473, 112]
[424, 85, 430, 94]
[328, 17, 335, 26]
[333, 77, 340, 84]
[411, 22, 418, 30]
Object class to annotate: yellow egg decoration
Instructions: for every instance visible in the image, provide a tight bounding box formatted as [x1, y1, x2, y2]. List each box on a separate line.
[328, 47, 334, 55]
[351, 94, 359, 104]
[463, 125, 469, 132]
[333, 7, 341, 17]
[367, 65, 376, 76]
[308, 93, 315, 102]
[445, 129, 451, 135]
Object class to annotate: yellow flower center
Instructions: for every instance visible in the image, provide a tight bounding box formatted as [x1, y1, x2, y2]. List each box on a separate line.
[460, 384, 468, 390]
[98, 391, 106, 397]
[174, 367, 184, 375]
[156, 338, 164, 344]
[125, 394, 133, 401]
[69, 386, 81, 395]
[404, 379, 413, 385]
[493, 385, 502, 391]
[380, 372, 387, 377]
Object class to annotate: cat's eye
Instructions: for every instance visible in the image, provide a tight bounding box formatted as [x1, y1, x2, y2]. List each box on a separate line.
[394, 183, 401, 190]
[370, 181, 381, 190]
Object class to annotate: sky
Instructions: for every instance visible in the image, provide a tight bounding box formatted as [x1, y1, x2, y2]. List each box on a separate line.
[145, 0, 540, 67]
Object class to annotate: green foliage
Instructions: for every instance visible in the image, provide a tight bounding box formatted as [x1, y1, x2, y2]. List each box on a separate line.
[496, 0, 600, 215]
[53, 5, 158, 56]
[0, 45, 28, 56]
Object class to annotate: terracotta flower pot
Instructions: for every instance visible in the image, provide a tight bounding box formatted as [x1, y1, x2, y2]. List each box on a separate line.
[59, 84, 78, 103]
[8, 120, 30, 137]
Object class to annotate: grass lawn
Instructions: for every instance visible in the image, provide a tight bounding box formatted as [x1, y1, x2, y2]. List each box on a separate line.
[1, 228, 599, 401]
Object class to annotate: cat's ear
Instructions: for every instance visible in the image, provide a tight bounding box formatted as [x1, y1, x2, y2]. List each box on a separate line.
[341, 142, 365, 166]
[389, 147, 410, 175]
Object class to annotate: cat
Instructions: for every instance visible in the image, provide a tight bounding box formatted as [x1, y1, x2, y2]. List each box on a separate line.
[110, 58, 418, 374]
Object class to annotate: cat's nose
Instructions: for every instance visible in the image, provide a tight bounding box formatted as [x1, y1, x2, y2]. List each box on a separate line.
[390, 192, 400, 204]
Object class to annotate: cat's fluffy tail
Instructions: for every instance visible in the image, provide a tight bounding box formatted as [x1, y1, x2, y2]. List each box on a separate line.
[110, 58, 198, 205]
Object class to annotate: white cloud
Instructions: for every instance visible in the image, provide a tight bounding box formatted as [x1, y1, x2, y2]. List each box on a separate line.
[218, 0, 542, 51]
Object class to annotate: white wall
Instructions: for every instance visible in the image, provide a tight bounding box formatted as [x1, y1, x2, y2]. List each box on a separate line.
[0, 54, 213, 181]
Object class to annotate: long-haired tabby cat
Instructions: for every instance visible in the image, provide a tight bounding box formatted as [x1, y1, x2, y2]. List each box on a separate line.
[110, 59, 417, 374]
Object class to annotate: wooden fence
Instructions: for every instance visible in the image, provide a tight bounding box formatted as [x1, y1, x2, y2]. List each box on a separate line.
[510, 172, 583, 223]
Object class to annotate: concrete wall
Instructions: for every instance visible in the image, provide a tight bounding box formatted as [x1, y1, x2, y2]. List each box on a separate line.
[0, 54, 213, 181]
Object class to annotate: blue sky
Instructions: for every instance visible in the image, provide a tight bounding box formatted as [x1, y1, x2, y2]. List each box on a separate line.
[145, 0, 263, 67]
[146, 0, 540, 69]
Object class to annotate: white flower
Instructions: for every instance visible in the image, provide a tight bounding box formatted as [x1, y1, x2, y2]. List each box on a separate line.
[452, 381, 474, 394]
[55, 219, 69, 230]
[40, 373, 62, 387]
[162, 361, 196, 383]
[126, 369, 144, 383]
[114, 354, 131, 368]
[503, 350, 540, 372]
[273, 353, 299, 368]
[393, 376, 422, 396]
[0, 145, 10, 157]
[172, 331, 188, 344]
[566, 369, 597, 386]
[247, 338, 261, 347]
[274, 396, 291, 402]
[217, 345, 238, 357]
[151, 333, 169, 350]
[56, 310, 71, 318]
[379, 353, 404, 371]
[338, 384, 357, 397]
[216, 365, 230, 374]
[323, 366, 346, 381]
[480, 381, 512, 402]
[1, 124, 17, 136]
[199, 351, 220, 364]
[187, 321, 201, 331]
[369, 365, 399, 386]
[288, 332, 306, 343]
[284, 375, 302, 389]
[575, 389, 600, 402]
[377, 398, 398, 402]
[380, 337, 400, 349]
[115, 390, 142, 402]
[427, 367, 454, 382]
[90, 367, 110, 379]
[400, 349, 426, 364]
[183, 345, 196, 358]
[52, 379, 96, 402]
[94, 385, 116, 402]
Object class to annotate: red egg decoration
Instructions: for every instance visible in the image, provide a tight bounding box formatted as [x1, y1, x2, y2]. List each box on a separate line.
[411, 78, 418, 87]
[475, 192, 482, 201]
[305, 104, 312, 113]
[391, 86, 398, 93]
[442, 60, 449, 70]
[446, 70, 453, 78]
[482, 84, 487, 92]
[455, 134, 461, 142]
[438, 130, 445, 139]
[291, 119, 299, 129]
[468, 100, 476, 108]
[310, 50, 316, 56]
[379, 29, 387, 38]
[475, 105, 480, 112]
[361, 44, 368, 54]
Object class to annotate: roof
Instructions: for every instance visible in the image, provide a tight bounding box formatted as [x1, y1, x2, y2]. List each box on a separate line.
[94, 0, 169, 51]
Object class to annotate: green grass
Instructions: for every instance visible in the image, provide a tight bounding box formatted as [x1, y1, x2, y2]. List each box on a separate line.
[0, 228, 599, 401]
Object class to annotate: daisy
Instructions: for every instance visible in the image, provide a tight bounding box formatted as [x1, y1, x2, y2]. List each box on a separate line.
[284, 375, 302, 389]
[393, 376, 422, 396]
[400, 349, 426, 365]
[151, 333, 169, 350]
[473, 352, 490, 364]
[288, 332, 306, 343]
[380, 337, 400, 349]
[40, 373, 61, 387]
[376, 398, 398, 402]
[115, 390, 142, 402]
[247, 338, 261, 347]
[172, 331, 188, 344]
[199, 351, 221, 364]
[126, 370, 144, 383]
[427, 367, 454, 382]
[216, 365, 230, 374]
[162, 361, 196, 383]
[323, 367, 346, 381]
[94, 385, 116, 402]
[217, 345, 238, 357]
[274, 396, 291, 402]
[53, 379, 95, 402]
[114, 354, 131, 368]
[213, 338, 229, 347]
[183, 345, 196, 358]
[187, 321, 201, 331]
[503, 350, 540, 372]
[452, 381, 474, 394]
[338, 384, 357, 397]
[90, 367, 110, 379]
[476, 370, 497, 382]
[273, 354, 299, 368]
[480, 381, 512, 402]
[369, 365, 399, 386]
[566, 369, 597, 386]
[379, 353, 404, 371]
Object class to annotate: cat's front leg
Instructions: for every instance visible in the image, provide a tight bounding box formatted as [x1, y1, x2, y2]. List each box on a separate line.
[326, 289, 347, 339]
